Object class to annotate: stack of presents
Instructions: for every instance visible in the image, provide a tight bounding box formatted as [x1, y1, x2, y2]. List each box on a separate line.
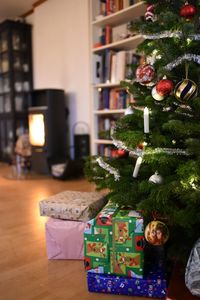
[39, 190, 107, 259]
[40, 191, 167, 298]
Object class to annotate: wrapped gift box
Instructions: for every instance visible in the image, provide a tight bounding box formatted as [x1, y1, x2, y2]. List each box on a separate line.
[45, 218, 86, 259]
[84, 202, 144, 277]
[39, 190, 107, 222]
[87, 267, 167, 298]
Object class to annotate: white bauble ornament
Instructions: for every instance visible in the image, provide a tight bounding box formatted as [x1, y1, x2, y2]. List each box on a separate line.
[124, 106, 134, 115]
[151, 86, 165, 101]
[149, 172, 163, 184]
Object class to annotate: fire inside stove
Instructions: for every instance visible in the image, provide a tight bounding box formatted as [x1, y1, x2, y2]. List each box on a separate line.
[28, 113, 45, 147]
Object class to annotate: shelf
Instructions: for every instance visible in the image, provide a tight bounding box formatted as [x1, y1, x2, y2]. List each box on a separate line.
[94, 139, 113, 145]
[0, 71, 10, 75]
[94, 109, 125, 115]
[90, 0, 145, 156]
[0, 112, 13, 117]
[94, 82, 121, 88]
[0, 20, 32, 162]
[0, 92, 11, 96]
[92, 1, 145, 27]
[92, 34, 144, 53]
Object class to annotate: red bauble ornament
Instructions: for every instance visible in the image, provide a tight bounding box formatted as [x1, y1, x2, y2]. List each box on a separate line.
[135, 64, 155, 85]
[156, 79, 174, 96]
[180, 2, 197, 20]
[117, 149, 127, 157]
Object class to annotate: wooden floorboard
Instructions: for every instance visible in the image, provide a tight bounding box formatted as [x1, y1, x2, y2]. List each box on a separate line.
[0, 164, 197, 300]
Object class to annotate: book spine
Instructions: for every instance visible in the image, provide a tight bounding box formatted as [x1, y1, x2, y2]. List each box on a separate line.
[115, 50, 126, 82]
[93, 54, 102, 84]
[100, 0, 107, 16]
[102, 88, 110, 109]
[105, 25, 112, 44]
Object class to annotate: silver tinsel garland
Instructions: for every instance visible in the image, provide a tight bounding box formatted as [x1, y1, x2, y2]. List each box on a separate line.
[111, 128, 189, 157]
[96, 157, 120, 181]
[164, 54, 200, 71]
[143, 31, 200, 41]
[142, 31, 200, 70]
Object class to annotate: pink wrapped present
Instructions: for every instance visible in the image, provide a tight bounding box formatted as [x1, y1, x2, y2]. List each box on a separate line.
[45, 218, 86, 259]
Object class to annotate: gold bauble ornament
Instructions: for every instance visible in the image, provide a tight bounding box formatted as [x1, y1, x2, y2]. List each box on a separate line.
[174, 79, 197, 102]
[144, 220, 169, 246]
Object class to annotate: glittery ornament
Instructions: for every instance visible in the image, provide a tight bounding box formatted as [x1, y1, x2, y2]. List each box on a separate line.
[156, 79, 174, 96]
[152, 86, 165, 101]
[145, 220, 169, 246]
[145, 4, 156, 22]
[136, 64, 155, 85]
[149, 172, 163, 184]
[174, 79, 198, 102]
[180, 2, 197, 20]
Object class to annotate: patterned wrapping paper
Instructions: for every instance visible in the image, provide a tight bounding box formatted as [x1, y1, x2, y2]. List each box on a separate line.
[87, 267, 167, 298]
[84, 202, 145, 277]
[39, 191, 107, 222]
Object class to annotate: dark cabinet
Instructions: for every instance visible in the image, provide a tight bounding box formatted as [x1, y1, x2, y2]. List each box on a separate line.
[0, 20, 33, 162]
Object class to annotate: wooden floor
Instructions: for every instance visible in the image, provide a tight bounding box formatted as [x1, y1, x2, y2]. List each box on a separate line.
[0, 163, 197, 300]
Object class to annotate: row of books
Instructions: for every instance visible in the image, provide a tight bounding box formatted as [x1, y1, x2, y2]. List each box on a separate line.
[93, 50, 140, 84]
[98, 87, 130, 110]
[97, 0, 138, 19]
[98, 23, 133, 46]
[98, 116, 116, 131]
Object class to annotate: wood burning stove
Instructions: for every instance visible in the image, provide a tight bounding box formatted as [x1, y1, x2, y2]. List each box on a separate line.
[28, 89, 67, 174]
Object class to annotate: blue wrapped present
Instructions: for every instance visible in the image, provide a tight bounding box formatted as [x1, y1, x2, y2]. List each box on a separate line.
[87, 267, 167, 298]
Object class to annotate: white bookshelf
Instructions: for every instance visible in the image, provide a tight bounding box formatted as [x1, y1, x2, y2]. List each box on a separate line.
[90, 0, 145, 155]
[94, 109, 126, 115]
[92, 35, 144, 53]
[94, 139, 113, 145]
[92, 1, 145, 27]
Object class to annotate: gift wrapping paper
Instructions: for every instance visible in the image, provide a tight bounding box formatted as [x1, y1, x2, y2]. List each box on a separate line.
[84, 202, 145, 277]
[87, 267, 167, 298]
[45, 218, 86, 259]
[40, 190, 107, 222]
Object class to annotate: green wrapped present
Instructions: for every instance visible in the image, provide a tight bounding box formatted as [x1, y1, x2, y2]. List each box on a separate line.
[84, 202, 144, 278]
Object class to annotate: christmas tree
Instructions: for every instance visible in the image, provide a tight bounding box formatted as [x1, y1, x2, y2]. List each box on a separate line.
[85, 0, 200, 263]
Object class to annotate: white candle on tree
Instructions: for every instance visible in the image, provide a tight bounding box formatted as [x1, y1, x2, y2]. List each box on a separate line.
[133, 156, 143, 178]
[144, 107, 149, 133]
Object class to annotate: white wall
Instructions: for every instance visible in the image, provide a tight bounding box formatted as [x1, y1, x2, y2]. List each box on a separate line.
[28, 0, 90, 157]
